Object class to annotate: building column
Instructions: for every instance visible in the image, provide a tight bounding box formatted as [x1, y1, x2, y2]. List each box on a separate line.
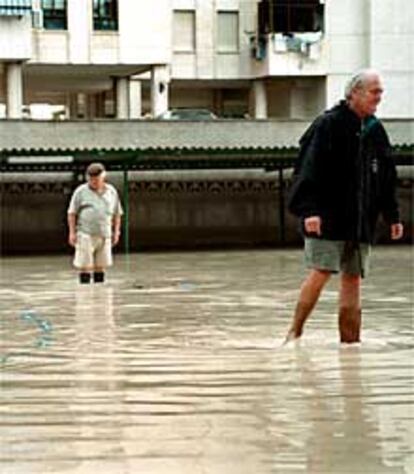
[253, 79, 267, 119]
[6, 62, 23, 119]
[289, 81, 308, 119]
[213, 89, 223, 117]
[116, 77, 130, 119]
[151, 65, 169, 118]
[129, 79, 142, 119]
[95, 92, 106, 118]
[115, 77, 129, 119]
[67, 93, 79, 119]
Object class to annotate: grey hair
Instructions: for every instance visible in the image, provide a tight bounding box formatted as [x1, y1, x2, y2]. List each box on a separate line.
[344, 69, 381, 100]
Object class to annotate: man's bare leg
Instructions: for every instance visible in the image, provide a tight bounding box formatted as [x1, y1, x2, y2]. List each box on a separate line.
[338, 273, 361, 343]
[284, 269, 331, 343]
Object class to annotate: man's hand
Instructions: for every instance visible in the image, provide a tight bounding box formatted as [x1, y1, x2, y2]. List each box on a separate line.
[112, 231, 121, 247]
[304, 216, 322, 236]
[68, 232, 77, 247]
[391, 223, 403, 240]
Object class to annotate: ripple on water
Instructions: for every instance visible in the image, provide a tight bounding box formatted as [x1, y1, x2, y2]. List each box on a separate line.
[0, 248, 413, 473]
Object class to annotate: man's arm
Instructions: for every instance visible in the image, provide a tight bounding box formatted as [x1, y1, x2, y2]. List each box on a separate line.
[377, 125, 403, 240]
[288, 116, 330, 236]
[112, 214, 121, 246]
[67, 213, 77, 246]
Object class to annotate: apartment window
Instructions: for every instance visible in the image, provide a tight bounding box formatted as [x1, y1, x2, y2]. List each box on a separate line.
[173, 10, 195, 53]
[217, 11, 239, 53]
[93, 0, 118, 30]
[0, 0, 32, 17]
[258, 0, 323, 34]
[42, 0, 67, 30]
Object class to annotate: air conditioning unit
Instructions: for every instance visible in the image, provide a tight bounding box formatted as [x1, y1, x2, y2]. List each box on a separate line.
[32, 8, 43, 28]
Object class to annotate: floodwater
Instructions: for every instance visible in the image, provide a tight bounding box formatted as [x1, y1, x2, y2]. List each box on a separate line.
[0, 246, 413, 474]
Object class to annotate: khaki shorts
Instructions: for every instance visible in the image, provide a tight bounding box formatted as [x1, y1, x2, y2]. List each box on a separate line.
[73, 232, 113, 269]
[304, 238, 371, 277]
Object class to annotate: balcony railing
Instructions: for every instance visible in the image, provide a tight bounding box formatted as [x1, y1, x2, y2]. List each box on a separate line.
[0, 0, 32, 16]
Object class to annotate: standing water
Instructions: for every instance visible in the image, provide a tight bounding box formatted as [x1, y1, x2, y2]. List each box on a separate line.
[0, 246, 413, 474]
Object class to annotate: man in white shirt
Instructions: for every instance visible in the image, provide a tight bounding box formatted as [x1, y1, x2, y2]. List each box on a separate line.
[67, 162, 123, 284]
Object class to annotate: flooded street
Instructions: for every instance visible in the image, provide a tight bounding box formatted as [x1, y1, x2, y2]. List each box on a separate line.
[0, 246, 413, 474]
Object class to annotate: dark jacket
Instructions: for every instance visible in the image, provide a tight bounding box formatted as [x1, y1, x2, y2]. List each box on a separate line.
[288, 101, 400, 243]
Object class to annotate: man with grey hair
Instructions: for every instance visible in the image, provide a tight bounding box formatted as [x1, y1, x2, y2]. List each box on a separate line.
[67, 162, 123, 284]
[285, 69, 403, 344]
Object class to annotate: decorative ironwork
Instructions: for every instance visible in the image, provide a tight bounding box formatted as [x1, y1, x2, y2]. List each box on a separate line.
[0, 179, 282, 196]
[0, 182, 71, 194]
[129, 180, 279, 195]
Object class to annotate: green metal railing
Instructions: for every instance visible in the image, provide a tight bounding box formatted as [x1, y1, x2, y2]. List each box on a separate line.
[122, 167, 130, 255]
[1, 145, 412, 253]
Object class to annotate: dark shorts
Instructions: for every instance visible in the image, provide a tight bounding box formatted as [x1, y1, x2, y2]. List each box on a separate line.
[304, 238, 371, 277]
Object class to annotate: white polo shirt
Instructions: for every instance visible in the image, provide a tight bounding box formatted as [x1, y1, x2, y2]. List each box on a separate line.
[67, 183, 123, 238]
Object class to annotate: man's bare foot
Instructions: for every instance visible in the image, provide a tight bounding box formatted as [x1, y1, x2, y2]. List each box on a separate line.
[282, 329, 301, 346]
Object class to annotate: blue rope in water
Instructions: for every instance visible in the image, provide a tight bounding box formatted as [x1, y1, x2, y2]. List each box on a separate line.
[0, 310, 53, 364]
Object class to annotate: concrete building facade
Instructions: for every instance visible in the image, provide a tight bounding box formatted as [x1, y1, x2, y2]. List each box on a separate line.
[0, 0, 413, 121]
[1, 0, 413, 253]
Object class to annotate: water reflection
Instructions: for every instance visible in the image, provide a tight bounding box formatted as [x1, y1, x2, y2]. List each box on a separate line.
[0, 247, 412, 473]
[294, 346, 406, 473]
[71, 286, 127, 472]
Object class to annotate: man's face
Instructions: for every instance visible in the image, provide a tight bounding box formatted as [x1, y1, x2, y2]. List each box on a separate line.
[88, 173, 105, 190]
[352, 75, 384, 118]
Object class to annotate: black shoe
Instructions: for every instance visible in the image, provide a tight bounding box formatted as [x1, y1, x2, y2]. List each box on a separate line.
[93, 271, 105, 283]
[79, 272, 91, 284]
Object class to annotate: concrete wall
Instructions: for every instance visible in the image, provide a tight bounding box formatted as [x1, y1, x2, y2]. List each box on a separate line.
[128, 173, 282, 249]
[266, 78, 326, 119]
[325, 0, 370, 108]
[326, 0, 414, 119]
[369, 0, 414, 119]
[1, 180, 72, 254]
[118, 0, 171, 65]
[1, 171, 412, 254]
[0, 16, 32, 61]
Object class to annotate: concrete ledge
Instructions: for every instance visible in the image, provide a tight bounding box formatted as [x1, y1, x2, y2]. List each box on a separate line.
[0, 119, 413, 153]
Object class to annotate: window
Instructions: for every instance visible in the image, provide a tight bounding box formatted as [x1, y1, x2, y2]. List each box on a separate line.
[173, 10, 195, 53]
[0, 0, 31, 17]
[258, 0, 323, 34]
[42, 0, 67, 30]
[217, 11, 239, 53]
[93, 0, 118, 31]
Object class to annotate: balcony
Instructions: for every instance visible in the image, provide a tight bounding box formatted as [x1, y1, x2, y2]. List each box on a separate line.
[251, 31, 326, 77]
[252, 0, 326, 76]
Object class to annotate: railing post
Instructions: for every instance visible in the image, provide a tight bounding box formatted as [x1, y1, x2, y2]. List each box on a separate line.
[278, 166, 285, 244]
[122, 167, 130, 255]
